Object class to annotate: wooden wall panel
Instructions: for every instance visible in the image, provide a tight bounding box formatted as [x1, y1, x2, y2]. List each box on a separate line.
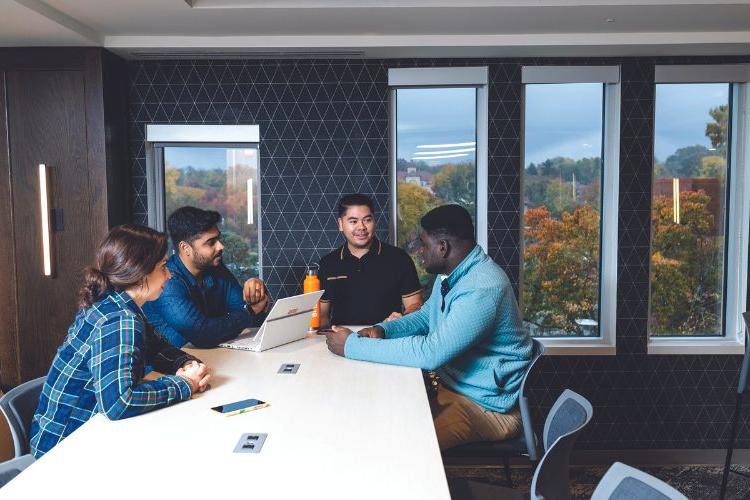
[6, 70, 97, 381]
[0, 73, 19, 388]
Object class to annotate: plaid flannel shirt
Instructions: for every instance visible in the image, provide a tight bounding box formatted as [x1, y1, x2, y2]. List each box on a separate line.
[30, 290, 199, 458]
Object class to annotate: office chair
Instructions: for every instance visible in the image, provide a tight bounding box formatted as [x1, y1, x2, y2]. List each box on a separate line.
[444, 338, 545, 486]
[0, 377, 45, 457]
[591, 462, 688, 500]
[448, 388, 594, 500]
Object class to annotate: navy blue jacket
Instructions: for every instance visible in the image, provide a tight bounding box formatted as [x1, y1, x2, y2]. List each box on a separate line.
[143, 254, 264, 348]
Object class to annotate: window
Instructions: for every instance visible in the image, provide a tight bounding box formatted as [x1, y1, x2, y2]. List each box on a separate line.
[649, 65, 750, 354]
[521, 66, 620, 354]
[389, 67, 488, 289]
[145, 125, 262, 282]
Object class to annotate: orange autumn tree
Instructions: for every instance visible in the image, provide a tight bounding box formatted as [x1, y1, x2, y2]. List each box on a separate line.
[650, 190, 721, 335]
[523, 204, 600, 333]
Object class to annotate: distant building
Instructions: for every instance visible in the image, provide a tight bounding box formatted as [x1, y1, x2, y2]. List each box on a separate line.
[397, 168, 435, 192]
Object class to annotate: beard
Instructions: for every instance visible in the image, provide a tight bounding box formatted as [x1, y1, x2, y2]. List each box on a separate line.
[193, 250, 222, 271]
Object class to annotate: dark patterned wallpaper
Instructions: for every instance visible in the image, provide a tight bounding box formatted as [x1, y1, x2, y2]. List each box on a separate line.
[128, 55, 750, 450]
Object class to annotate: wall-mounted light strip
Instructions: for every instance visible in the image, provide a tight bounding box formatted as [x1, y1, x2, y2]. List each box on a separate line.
[39, 163, 53, 277]
[247, 178, 254, 225]
[672, 178, 681, 225]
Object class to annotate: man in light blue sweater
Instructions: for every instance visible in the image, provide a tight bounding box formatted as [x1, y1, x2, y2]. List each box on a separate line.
[325, 204, 532, 449]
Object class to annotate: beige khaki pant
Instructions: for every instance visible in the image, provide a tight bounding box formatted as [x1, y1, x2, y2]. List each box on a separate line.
[430, 383, 522, 450]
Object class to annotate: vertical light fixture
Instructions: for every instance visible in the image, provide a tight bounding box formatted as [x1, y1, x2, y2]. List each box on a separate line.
[672, 177, 681, 224]
[39, 163, 53, 276]
[247, 178, 254, 225]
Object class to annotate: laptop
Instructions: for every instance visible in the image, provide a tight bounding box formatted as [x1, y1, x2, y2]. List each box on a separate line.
[219, 290, 325, 352]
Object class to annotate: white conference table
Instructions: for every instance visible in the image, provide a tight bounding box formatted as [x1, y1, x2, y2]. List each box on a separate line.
[3, 334, 450, 499]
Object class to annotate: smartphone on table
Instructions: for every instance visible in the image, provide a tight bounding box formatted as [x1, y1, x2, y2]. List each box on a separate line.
[211, 398, 269, 417]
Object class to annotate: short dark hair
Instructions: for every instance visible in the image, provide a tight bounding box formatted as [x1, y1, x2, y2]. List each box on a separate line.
[167, 206, 222, 250]
[337, 193, 375, 218]
[420, 204, 475, 242]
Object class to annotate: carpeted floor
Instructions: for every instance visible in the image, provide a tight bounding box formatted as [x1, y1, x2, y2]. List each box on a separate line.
[446, 464, 750, 499]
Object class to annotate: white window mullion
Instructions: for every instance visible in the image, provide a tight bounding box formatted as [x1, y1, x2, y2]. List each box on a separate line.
[648, 68, 748, 355]
[520, 66, 620, 354]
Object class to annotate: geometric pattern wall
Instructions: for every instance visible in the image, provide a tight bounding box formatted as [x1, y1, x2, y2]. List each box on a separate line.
[128, 55, 750, 450]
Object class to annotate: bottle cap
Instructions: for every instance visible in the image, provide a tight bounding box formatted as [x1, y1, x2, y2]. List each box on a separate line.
[306, 263, 319, 276]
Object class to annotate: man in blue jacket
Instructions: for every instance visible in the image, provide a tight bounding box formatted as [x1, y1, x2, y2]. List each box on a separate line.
[144, 206, 269, 348]
[325, 204, 532, 449]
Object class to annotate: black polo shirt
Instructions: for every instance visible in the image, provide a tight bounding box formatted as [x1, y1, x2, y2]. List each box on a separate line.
[319, 239, 422, 325]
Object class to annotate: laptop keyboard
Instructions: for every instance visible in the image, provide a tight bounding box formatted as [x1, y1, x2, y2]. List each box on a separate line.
[229, 328, 261, 347]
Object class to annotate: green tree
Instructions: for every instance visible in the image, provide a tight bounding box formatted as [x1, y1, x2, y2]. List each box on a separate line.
[537, 156, 600, 185]
[397, 181, 439, 286]
[705, 104, 729, 154]
[221, 230, 259, 281]
[697, 155, 726, 179]
[542, 179, 578, 218]
[431, 162, 476, 215]
[663, 145, 709, 179]
[165, 168, 206, 216]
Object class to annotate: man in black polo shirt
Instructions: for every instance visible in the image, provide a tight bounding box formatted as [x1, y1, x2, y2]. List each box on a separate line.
[319, 194, 423, 327]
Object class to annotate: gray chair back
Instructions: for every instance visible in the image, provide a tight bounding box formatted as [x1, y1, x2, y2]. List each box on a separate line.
[519, 338, 545, 461]
[0, 455, 34, 489]
[0, 377, 45, 457]
[530, 389, 593, 500]
[591, 462, 689, 500]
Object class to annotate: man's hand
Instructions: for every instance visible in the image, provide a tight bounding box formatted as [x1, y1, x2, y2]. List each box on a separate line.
[176, 360, 211, 394]
[357, 326, 385, 339]
[243, 278, 270, 314]
[325, 325, 352, 356]
[383, 312, 402, 322]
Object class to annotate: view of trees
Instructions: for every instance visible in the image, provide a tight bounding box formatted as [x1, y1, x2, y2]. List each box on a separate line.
[520, 100, 727, 336]
[522, 156, 603, 336]
[396, 160, 476, 288]
[650, 190, 723, 335]
[164, 148, 260, 282]
[648, 101, 728, 336]
[161, 96, 725, 338]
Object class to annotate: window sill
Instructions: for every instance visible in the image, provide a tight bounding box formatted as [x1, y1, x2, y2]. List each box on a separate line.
[536, 337, 616, 356]
[648, 337, 746, 355]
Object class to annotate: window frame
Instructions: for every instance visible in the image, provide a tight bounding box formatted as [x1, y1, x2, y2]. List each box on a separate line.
[648, 66, 750, 355]
[520, 65, 621, 355]
[387, 67, 489, 251]
[144, 124, 263, 278]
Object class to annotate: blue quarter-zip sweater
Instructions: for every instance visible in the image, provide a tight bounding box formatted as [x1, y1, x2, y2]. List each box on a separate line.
[344, 245, 532, 412]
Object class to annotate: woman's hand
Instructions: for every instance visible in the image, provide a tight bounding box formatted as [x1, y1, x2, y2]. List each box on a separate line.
[176, 360, 211, 394]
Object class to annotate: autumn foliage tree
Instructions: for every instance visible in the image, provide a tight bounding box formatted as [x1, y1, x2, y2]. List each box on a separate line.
[165, 164, 260, 281]
[523, 204, 600, 333]
[650, 190, 721, 335]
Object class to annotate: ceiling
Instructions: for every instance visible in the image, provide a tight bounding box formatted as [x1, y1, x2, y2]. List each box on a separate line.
[1, 0, 750, 58]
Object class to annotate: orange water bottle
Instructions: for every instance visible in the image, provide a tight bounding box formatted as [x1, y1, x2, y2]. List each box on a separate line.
[304, 264, 321, 331]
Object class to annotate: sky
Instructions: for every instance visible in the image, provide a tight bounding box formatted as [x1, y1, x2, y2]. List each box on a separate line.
[523, 83, 603, 166]
[396, 87, 477, 166]
[164, 146, 257, 170]
[163, 83, 729, 171]
[654, 83, 729, 162]
[396, 83, 729, 168]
